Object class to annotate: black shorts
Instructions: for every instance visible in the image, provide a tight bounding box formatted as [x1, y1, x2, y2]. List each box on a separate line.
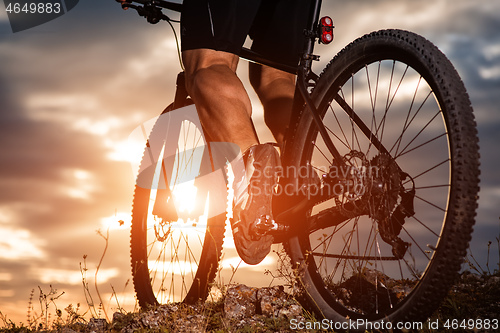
[181, 0, 312, 67]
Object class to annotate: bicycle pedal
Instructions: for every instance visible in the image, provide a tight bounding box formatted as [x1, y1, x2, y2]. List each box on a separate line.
[250, 215, 276, 239]
[251, 215, 290, 241]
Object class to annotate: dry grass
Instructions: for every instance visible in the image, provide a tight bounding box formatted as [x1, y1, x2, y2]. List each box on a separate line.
[1, 221, 499, 333]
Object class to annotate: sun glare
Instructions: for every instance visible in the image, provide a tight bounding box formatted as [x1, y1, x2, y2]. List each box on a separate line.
[147, 259, 198, 276]
[172, 179, 198, 213]
[105, 137, 145, 166]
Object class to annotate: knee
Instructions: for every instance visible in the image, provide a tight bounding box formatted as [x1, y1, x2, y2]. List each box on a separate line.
[182, 49, 239, 98]
[187, 65, 243, 103]
[186, 64, 222, 90]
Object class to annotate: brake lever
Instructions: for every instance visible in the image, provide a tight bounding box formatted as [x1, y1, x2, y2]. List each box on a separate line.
[116, 0, 170, 24]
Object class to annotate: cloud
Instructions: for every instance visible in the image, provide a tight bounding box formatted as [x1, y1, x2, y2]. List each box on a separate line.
[0, 224, 45, 260]
[0, 8, 7, 23]
[37, 267, 119, 286]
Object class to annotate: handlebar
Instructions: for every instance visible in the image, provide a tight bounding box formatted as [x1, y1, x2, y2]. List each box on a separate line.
[117, 0, 182, 12]
[116, 0, 181, 24]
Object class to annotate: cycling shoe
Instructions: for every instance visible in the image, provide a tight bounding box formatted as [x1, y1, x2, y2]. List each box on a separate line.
[230, 143, 280, 265]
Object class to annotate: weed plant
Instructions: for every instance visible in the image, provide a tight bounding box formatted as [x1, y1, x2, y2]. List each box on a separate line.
[1, 220, 499, 332]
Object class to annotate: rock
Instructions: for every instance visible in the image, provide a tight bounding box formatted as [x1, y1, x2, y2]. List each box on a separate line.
[140, 309, 160, 328]
[257, 285, 286, 317]
[223, 284, 304, 323]
[278, 304, 303, 318]
[223, 284, 258, 320]
[88, 317, 107, 332]
[486, 275, 500, 286]
[172, 313, 206, 333]
[61, 328, 79, 333]
[109, 284, 305, 331]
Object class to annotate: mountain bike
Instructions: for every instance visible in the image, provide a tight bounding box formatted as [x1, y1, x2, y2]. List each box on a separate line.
[118, 0, 480, 327]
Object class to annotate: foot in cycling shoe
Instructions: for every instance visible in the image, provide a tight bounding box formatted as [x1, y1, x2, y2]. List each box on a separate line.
[231, 143, 280, 265]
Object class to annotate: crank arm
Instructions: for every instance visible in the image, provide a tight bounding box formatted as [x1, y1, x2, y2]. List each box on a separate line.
[307, 199, 368, 234]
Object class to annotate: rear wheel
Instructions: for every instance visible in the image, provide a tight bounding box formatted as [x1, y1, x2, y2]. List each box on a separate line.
[131, 104, 226, 307]
[285, 30, 479, 326]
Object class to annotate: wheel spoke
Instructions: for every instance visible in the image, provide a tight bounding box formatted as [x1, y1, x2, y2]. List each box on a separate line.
[411, 158, 450, 181]
[395, 108, 443, 159]
[396, 132, 447, 158]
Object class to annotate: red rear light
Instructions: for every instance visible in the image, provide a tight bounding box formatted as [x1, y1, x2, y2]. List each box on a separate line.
[319, 16, 334, 44]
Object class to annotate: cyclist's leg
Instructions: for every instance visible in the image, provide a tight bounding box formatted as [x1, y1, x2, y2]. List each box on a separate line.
[249, 63, 295, 145]
[182, 49, 259, 153]
[181, 0, 287, 265]
[248, 0, 310, 145]
[182, 49, 280, 266]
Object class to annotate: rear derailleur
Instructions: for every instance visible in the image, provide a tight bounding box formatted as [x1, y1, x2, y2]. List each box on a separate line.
[369, 154, 415, 259]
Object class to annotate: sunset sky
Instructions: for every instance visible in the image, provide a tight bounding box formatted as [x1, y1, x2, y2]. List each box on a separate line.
[1, 0, 499, 324]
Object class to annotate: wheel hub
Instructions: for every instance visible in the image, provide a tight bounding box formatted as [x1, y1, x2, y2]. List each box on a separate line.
[332, 151, 370, 217]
